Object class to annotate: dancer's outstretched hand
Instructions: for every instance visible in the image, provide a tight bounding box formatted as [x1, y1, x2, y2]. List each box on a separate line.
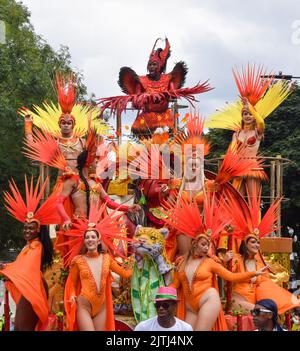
[255, 265, 269, 276]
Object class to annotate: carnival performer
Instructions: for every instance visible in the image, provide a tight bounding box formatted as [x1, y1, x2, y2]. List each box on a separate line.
[61, 201, 133, 331]
[0, 176, 60, 330]
[222, 185, 300, 315]
[161, 193, 267, 331]
[22, 128, 141, 232]
[98, 38, 213, 137]
[20, 73, 110, 174]
[123, 113, 264, 260]
[205, 64, 292, 195]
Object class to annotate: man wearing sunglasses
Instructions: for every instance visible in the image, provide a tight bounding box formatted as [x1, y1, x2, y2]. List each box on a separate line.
[134, 287, 193, 331]
[251, 299, 286, 331]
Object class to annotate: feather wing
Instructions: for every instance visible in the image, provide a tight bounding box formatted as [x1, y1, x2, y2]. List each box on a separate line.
[118, 67, 142, 95]
[170, 61, 188, 89]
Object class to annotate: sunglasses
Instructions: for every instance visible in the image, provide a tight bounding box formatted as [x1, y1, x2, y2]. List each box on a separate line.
[250, 308, 273, 316]
[154, 302, 174, 309]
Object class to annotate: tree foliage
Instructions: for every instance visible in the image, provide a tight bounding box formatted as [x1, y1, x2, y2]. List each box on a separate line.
[0, 0, 87, 256]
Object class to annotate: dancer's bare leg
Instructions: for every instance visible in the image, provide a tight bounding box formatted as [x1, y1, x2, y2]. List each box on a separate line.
[93, 304, 106, 331]
[185, 308, 198, 329]
[231, 292, 254, 314]
[195, 288, 221, 331]
[76, 296, 95, 331]
[177, 234, 192, 257]
[14, 296, 38, 331]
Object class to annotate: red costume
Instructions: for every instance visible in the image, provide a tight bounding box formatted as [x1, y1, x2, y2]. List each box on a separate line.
[98, 38, 213, 137]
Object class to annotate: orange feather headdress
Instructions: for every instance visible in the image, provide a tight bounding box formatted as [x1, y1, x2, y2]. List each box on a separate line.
[56, 201, 133, 267]
[3, 176, 61, 230]
[222, 184, 281, 242]
[232, 64, 274, 107]
[172, 113, 211, 157]
[214, 143, 266, 185]
[23, 126, 97, 175]
[55, 73, 76, 124]
[161, 191, 231, 242]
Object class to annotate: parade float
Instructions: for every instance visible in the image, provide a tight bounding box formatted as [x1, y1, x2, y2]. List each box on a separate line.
[1, 38, 299, 332]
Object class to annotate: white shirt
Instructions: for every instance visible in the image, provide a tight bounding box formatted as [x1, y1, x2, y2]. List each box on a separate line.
[135, 316, 193, 331]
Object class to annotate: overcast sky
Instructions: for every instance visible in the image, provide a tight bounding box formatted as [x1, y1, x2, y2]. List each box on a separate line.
[19, 0, 300, 129]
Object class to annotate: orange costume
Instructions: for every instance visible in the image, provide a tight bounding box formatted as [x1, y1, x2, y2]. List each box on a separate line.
[172, 257, 256, 324]
[0, 176, 60, 330]
[231, 253, 300, 315]
[162, 192, 244, 330]
[223, 184, 300, 315]
[0, 240, 49, 330]
[58, 200, 133, 330]
[64, 253, 131, 330]
[174, 257, 256, 312]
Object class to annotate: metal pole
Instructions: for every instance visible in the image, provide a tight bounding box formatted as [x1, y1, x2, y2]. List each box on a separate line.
[172, 101, 178, 135]
[45, 165, 50, 199]
[270, 160, 275, 204]
[39, 163, 45, 202]
[276, 155, 282, 236]
[116, 111, 122, 147]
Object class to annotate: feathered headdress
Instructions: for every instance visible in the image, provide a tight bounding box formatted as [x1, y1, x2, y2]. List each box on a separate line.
[172, 113, 211, 157]
[205, 65, 292, 131]
[23, 129, 70, 173]
[232, 64, 273, 107]
[23, 127, 98, 175]
[55, 73, 76, 123]
[127, 142, 173, 181]
[161, 191, 231, 242]
[56, 201, 133, 267]
[214, 143, 266, 185]
[148, 38, 171, 74]
[222, 184, 282, 241]
[3, 176, 61, 230]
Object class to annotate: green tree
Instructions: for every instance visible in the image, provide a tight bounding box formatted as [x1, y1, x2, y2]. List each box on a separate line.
[0, 0, 87, 257]
[206, 85, 300, 231]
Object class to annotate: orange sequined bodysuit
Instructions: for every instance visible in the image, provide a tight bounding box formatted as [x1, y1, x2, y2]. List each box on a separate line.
[232, 254, 300, 314]
[67, 253, 131, 317]
[172, 257, 255, 312]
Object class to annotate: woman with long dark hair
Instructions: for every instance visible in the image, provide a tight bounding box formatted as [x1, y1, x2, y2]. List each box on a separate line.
[223, 185, 300, 315]
[0, 176, 59, 330]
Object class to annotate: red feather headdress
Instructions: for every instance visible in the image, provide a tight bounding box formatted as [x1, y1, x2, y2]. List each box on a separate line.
[56, 201, 133, 267]
[222, 184, 281, 241]
[215, 143, 266, 185]
[161, 191, 231, 242]
[55, 73, 76, 124]
[3, 176, 61, 230]
[172, 113, 211, 157]
[232, 64, 273, 107]
[148, 38, 171, 74]
[128, 143, 173, 181]
[23, 127, 98, 175]
[23, 129, 70, 173]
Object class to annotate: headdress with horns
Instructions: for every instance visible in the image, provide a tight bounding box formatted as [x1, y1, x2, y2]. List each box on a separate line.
[147, 38, 171, 74]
